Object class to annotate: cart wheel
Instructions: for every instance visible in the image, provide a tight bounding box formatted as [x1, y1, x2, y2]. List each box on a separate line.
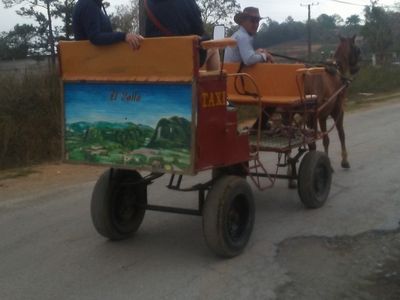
[203, 175, 255, 257]
[91, 168, 147, 240]
[212, 163, 248, 179]
[298, 151, 332, 209]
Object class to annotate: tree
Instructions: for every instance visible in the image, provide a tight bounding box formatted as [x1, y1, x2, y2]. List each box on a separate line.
[285, 16, 295, 23]
[316, 14, 336, 29]
[255, 17, 306, 48]
[2, 0, 57, 63]
[387, 11, 400, 52]
[362, 3, 393, 63]
[332, 14, 344, 26]
[343, 14, 361, 36]
[53, 0, 76, 40]
[345, 14, 361, 27]
[0, 24, 36, 59]
[110, 0, 139, 33]
[196, 0, 240, 34]
[310, 14, 341, 43]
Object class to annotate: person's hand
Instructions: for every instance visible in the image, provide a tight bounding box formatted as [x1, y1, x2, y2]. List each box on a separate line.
[256, 48, 265, 55]
[256, 48, 274, 63]
[265, 51, 274, 63]
[125, 33, 143, 50]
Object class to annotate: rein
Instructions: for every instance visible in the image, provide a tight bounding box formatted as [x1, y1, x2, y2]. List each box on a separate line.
[269, 51, 354, 84]
[268, 52, 318, 65]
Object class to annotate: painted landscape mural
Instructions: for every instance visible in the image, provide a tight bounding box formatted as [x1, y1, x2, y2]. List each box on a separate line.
[64, 82, 193, 172]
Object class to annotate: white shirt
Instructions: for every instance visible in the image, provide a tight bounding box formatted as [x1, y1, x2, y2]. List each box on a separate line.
[224, 26, 266, 66]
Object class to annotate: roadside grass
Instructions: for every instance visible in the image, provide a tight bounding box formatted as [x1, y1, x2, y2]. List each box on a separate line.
[348, 65, 400, 96]
[0, 167, 38, 181]
[0, 70, 61, 170]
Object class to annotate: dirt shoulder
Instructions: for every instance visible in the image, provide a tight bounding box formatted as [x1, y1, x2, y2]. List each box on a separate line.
[0, 163, 106, 201]
[347, 91, 400, 112]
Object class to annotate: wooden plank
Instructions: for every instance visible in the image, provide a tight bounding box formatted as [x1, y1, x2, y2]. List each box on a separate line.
[58, 36, 198, 82]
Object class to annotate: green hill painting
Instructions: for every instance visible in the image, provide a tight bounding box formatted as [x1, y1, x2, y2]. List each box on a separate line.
[64, 82, 193, 172]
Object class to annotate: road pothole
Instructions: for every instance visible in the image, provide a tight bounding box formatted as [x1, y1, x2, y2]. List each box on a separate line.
[276, 226, 400, 300]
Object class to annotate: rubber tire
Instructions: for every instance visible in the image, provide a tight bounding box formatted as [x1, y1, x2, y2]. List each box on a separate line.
[203, 175, 255, 257]
[298, 151, 332, 209]
[211, 163, 248, 179]
[91, 168, 147, 240]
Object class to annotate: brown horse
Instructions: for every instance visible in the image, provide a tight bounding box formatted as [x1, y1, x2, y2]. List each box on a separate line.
[305, 35, 361, 168]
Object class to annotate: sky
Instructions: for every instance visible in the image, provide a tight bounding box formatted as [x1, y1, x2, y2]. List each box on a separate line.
[0, 0, 398, 33]
[241, 0, 397, 23]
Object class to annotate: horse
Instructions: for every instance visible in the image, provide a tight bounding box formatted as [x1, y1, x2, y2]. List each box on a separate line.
[305, 35, 361, 169]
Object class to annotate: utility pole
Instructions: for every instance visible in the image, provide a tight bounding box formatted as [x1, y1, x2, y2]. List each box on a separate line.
[300, 2, 319, 60]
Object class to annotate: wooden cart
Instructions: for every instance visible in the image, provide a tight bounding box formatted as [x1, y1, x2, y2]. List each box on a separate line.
[58, 36, 333, 257]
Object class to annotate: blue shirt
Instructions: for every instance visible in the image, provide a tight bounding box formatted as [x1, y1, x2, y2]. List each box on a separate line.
[144, 0, 207, 66]
[72, 0, 126, 45]
[145, 0, 204, 37]
[224, 26, 265, 66]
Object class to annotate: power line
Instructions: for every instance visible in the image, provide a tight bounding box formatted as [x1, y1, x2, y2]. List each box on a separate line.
[328, 0, 367, 7]
[328, 0, 400, 10]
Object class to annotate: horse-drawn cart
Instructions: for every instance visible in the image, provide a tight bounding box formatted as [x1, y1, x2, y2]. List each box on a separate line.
[58, 36, 337, 257]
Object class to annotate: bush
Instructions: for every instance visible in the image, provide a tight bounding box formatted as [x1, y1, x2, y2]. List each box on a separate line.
[349, 65, 400, 96]
[0, 69, 61, 169]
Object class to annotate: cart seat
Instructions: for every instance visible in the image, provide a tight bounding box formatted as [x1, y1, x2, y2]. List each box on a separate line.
[224, 63, 322, 108]
[225, 94, 318, 107]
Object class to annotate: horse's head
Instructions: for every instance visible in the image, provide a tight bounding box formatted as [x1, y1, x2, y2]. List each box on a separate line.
[334, 35, 361, 75]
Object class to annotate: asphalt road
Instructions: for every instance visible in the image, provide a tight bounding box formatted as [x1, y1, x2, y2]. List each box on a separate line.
[1, 100, 399, 300]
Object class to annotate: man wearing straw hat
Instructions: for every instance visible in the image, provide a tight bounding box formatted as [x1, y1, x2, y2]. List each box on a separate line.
[224, 7, 273, 65]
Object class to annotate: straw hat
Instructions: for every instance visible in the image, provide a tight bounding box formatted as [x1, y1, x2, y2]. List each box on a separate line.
[234, 7, 263, 25]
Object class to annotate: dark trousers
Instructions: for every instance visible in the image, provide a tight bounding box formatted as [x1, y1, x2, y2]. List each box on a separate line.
[252, 107, 276, 130]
